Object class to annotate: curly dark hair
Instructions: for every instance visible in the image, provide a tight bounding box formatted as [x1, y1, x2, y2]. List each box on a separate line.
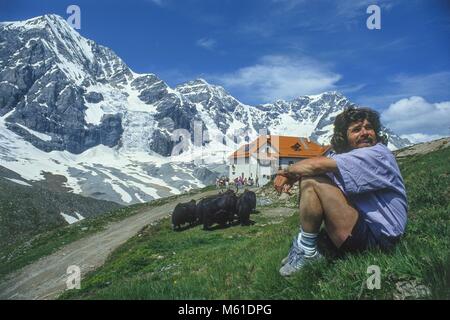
[331, 106, 388, 154]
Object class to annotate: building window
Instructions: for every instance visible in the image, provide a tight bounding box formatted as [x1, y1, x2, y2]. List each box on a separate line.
[292, 142, 302, 151]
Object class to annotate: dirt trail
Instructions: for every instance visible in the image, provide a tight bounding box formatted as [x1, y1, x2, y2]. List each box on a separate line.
[0, 189, 219, 300]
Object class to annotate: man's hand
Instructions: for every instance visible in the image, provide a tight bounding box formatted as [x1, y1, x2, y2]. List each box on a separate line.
[273, 169, 299, 194]
[273, 174, 289, 193]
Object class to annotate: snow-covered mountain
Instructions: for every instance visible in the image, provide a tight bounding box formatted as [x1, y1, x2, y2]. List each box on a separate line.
[176, 79, 409, 149]
[0, 14, 410, 205]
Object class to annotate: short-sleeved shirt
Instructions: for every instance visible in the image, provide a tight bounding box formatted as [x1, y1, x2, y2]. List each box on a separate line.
[327, 143, 408, 239]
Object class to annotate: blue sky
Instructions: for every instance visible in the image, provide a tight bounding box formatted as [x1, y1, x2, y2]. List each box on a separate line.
[1, 0, 449, 141]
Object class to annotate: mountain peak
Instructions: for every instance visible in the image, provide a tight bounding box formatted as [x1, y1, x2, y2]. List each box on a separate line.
[1, 14, 68, 30]
[321, 91, 344, 98]
[178, 78, 211, 88]
[193, 78, 210, 85]
[176, 79, 237, 102]
[304, 91, 344, 100]
[41, 13, 67, 23]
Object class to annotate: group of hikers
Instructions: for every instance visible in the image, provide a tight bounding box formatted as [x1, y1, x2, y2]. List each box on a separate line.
[215, 175, 259, 192]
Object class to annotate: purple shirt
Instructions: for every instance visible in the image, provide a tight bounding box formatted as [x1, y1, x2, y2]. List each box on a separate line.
[327, 143, 408, 239]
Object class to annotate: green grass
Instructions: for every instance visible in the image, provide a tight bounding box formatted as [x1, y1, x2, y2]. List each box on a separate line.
[0, 185, 216, 281]
[59, 147, 450, 300]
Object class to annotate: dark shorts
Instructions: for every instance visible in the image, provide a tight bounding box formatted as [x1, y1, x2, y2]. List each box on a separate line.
[338, 212, 401, 254]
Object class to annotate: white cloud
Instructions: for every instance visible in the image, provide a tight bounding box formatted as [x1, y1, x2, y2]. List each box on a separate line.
[381, 96, 450, 137]
[196, 38, 217, 50]
[214, 55, 341, 103]
[357, 71, 450, 109]
[391, 72, 450, 98]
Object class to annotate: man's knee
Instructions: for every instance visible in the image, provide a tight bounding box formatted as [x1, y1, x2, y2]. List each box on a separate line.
[330, 230, 351, 248]
[300, 176, 332, 191]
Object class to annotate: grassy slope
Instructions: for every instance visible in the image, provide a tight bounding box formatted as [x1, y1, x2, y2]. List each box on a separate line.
[0, 176, 121, 249]
[0, 186, 215, 281]
[55, 147, 450, 299]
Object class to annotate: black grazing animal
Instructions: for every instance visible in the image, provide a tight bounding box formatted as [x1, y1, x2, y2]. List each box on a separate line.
[197, 190, 237, 230]
[195, 194, 221, 223]
[236, 190, 257, 226]
[172, 199, 197, 230]
[236, 197, 251, 226]
[241, 189, 256, 212]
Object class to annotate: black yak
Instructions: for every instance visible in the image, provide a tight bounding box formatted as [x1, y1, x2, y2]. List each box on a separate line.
[172, 199, 197, 230]
[236, 197, 251, 226]
[236, 189, 257, 226]
[197, 191, 237, 230]
[241, 189, 256, 211]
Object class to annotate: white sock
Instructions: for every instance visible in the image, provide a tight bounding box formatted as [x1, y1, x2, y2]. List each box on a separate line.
[298, 228, 318, 257]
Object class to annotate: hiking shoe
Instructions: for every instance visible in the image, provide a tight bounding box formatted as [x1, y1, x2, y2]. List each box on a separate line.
[280, 234, 301, 266]
[279, 250, 323, 277]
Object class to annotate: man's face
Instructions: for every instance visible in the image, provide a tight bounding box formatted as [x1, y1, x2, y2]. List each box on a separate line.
[346, 119, 377, 150]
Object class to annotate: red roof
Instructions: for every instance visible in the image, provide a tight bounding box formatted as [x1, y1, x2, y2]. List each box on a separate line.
[229, 135, 330, 159]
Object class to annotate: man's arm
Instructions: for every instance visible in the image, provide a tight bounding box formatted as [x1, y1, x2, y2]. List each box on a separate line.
[286, 156, 338, 176]
[274, 157, 338, 193]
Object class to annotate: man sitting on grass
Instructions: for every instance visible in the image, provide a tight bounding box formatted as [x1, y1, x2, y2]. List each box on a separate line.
[274, 106, 408, 276]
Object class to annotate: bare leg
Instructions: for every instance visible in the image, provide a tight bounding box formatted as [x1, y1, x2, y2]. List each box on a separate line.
[299, 176, 359, 248]
[299, 179, 323, 233]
